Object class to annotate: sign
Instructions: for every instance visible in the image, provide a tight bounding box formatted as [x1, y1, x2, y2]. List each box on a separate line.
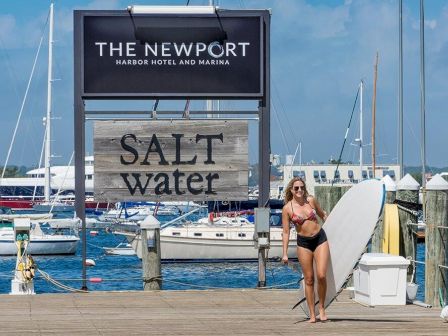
[78, 11, 265, 98]
[94, 120, 248, 201]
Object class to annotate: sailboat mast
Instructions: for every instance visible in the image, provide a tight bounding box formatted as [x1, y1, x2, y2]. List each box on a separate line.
[371, 52, 378, 178]
[206, 0, 215, 119]
[44, 2, 54, 202]
[419, 0, 426, 189]
[359, 80, 363, 179]
[398, 0, 404, 178]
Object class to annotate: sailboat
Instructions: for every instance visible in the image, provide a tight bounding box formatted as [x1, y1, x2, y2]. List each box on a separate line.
[0, 3, 80, 255]
[0, 3, 109, 212]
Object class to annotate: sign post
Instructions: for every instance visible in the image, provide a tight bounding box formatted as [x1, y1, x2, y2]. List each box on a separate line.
[74, 8, 270, 289]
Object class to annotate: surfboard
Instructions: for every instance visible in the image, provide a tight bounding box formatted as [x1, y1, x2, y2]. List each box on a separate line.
[293, 179, 385, 317]
[382, 204, 399, 255]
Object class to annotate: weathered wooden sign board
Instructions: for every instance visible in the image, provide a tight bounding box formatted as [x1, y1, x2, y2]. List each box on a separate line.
[94, 120, 248, 201]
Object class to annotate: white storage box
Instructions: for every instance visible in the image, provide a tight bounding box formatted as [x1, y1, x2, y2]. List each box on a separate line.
[354, 253, 410, 306]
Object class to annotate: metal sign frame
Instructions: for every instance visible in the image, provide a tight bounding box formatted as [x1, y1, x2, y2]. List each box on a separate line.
[74, 8, 270, 290]
[79, 10, 264, 99]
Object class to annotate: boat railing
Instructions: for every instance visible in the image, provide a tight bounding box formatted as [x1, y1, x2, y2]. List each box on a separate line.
[160, 206, 206, 229]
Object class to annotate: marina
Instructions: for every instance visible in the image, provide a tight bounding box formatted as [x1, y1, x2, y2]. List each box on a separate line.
[0, 1, 447, 334]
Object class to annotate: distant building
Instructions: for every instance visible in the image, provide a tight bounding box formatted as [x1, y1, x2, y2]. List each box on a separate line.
[279, 163, 401, 197]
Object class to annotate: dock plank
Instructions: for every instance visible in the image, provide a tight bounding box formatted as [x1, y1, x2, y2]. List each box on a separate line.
[0, 290, 446, 335]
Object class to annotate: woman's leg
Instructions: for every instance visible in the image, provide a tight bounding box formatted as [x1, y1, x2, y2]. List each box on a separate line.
[314, 241, 330, 321]
[297, 246, 316, 323]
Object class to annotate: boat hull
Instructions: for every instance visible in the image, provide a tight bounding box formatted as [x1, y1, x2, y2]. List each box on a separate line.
[0, 237, 79, 255]
[130, 235, 297, 261]
[161, 236, 297, 261]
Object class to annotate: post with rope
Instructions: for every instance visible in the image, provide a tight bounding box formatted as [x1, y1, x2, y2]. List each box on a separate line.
[396, 174, 419, 282]
[424, 174, 448, 307]
[11, 218, 35, 295]
[141, 215, 162, 290]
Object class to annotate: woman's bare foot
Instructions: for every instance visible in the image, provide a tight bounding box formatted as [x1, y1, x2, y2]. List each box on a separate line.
[318, 307, 327, 321]
[308, 316, 317, 323]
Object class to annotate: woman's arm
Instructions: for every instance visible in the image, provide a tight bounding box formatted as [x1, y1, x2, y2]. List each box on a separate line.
[309, 196, 327, 222]
[281, 206, 291, 263]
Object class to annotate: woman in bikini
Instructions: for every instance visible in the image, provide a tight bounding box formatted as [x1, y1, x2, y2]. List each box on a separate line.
[281, 177, 329, 323]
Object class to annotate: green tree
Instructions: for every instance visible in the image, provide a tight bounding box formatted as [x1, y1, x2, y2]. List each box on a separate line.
[410, 172, 422, 185]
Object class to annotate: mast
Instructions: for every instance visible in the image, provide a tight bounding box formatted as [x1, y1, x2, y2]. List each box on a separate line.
[371, 52, 378, 178]
[398, 0, 404, 178]
[420, 0, 426, 216]
[206, 0, 215, 118]
[44, 2, 54, 202]
[359, 80, 363, 180]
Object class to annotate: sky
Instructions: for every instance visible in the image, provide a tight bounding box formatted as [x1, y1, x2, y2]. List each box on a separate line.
[0, 0, 447, 169]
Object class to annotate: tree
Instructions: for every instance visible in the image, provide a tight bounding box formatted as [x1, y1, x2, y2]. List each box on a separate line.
[0, 166, 28, 178]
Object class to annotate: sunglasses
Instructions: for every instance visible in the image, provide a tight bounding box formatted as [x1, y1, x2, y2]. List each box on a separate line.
[293, 186, 305, 191]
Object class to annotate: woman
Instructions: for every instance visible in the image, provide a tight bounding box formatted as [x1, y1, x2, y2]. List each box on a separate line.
[282, 177, 329, 323]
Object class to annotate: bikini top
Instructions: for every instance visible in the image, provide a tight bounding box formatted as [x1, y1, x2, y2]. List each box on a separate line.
[290, 201, 317, 225]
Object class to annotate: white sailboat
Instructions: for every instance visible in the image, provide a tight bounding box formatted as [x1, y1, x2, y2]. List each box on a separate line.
[0, 3, 80, 255]
[116, 213, 297, 261]
[0, 221, 79, 256]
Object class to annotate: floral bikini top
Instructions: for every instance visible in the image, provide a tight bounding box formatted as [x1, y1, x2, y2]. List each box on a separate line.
[290, 201, 317, 225]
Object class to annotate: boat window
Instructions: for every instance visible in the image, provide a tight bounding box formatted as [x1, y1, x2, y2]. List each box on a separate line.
[334, 170, 340, 178]
[238, 233, 246, 237]
[313, 170, 319, 178]
[172, 232, 180, 236]
[216, 233, 224, 237]
[362, 170, 368, 179]
[194, 233, 202, 237]
[348, 170, 354, 178]
[368, 171, 373, 178]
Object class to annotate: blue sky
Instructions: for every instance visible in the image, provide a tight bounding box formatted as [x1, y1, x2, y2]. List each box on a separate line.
[0, 0, 446, 168]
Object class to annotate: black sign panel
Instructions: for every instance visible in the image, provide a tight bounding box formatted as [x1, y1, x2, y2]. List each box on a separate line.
[80, 11, 265, 98]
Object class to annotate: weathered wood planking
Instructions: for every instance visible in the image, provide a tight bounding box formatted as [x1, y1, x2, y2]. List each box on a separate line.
[396, 189, 418, 281]
[94, 120, 248, 202]
[0, 290, 446, 336]
[425, 188, 448, 307]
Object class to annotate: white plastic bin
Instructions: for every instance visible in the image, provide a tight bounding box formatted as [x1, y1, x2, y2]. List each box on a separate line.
[354, 253, 410, 306]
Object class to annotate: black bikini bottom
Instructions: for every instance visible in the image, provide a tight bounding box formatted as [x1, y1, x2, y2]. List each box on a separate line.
[297, 229, 327, 252]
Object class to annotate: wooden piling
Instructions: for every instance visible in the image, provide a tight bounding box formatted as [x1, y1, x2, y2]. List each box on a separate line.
[371, 176, 396, 253]
[141, 217, 162, 290]
[425, 174, 448, 307]
[314, 186, 351, 216]
[396, 174, 419, 282]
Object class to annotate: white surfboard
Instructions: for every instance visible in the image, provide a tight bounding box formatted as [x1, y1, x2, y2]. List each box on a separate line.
[293, 179, 385, 317]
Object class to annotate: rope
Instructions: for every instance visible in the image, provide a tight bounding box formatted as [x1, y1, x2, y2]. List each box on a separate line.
[37, 268, 88, 293]
[423, 223, 448, 230]
[1, 11, 49, 182]
[331, 86, 360, 187]
[396, 204, 419, 216]
[86, 241, 107, 250]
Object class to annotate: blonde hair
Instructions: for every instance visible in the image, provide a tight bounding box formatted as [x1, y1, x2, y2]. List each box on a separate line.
[284, 177, 309, 204]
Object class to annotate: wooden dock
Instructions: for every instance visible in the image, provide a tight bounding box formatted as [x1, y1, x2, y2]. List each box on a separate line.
[0, 290, 445, 335]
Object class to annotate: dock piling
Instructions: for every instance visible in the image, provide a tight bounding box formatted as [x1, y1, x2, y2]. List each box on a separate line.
[396, 174, 419, 282]
[425, 174, 448, 307]
[141, 216, 162, 290]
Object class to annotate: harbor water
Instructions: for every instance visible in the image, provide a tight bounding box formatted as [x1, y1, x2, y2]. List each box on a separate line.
[0, 226, 426, 300]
